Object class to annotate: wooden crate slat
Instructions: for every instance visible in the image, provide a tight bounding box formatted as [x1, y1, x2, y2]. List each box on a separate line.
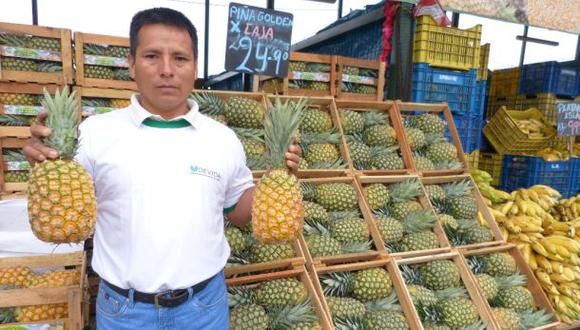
[335, 57, 386, 101]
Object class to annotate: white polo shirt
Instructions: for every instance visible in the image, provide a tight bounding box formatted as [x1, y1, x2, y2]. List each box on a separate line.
[75, 94, 254, 293]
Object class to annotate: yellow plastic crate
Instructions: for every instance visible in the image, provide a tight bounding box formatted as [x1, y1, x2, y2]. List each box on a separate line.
[478, 152, 504, 186]
[489, 68, 520, 98]
[486, 95, 518, 120]
[483, 107, 556, 155]
[466, 150, 480, 170]
[515, 93, 571, 125]
[413, 15, 481, 71]
[478, 43, 490, 81]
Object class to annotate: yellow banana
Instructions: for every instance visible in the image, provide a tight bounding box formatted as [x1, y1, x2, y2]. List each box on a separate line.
[519, 189, 530, 201]
[499, 227, 509, 240]
[532, 184, 561, 198]
[509, 204, 519, 216]
[537, 255, 554, 273]
[551, 272, 574, 283]
[556, 283, 577, 298]
[556, 245, 572, 259]
[504, 221, 521, 234]
[550, 260, 564, 274]
[532, 241, 550, 257]
[528, 188, 541, 203]
[528, 253, 538, 270]
[499, 201, 514, 215]
[544, 236, 580, 253]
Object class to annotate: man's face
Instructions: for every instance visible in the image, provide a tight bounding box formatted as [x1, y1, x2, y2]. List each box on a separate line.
[129, 23, 197, 118]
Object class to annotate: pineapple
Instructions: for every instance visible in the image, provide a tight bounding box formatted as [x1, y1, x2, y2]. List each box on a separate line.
[27, 88, 96, 243]
[110, 98, 131, 109]
[305, 63, 331, 72]
[480, 253, 517, 277]
[492, 307, 521, 330]
[83, 43, 108, 55]
[113, 68, 132, 81]
[363, 124, 397, 147]
[300, 130, 344, 168]
[303, 201, 330, 225]
[256, 278, 307, 308]
[251, 97, 306, 243]
[4, 171, 29, 183]
[304, 143, 339, 165]
[437, 214, 458, 231]
[308, 82, 329, 91]
[224, 96, 265, 129]
[250, 242, 294, 263]
[26, 37, 60, 51]
[494, 286, 534, 312]
[289, 61, 307, 72]
[426, 142, 458, 163]
[365, 311, 409, 330]
[339, 110, 364, 135]
[0, 266, 34, 287]
[0, 93, 37, 105]
[331, 218, 369, 244]
[27, 269, 80, 288]
[1, 57, 36, 71]
[475, 273, 499, 301]
[301, 182, 317, 202]
[15, 304, 67, 323]
[346, 140, 372, 169]
[230, 304, 269, 330]
[190, 91, 225, 122]
[305, 235, 342, 257]
[0, 114, 36, 126]
[388, 179, 424, 220]
[413, 155, 435, 171]
[106, 46, 130, 58]
[353, 268, 392, 302]
[343, 66, 359, 76]
[363, 183, 390, 211]
[300, 109, 332, 133]
[405, 128, 427, 150]
[398, 211, 439, 252]
[36, 62, 63, 73]
[371, 149, 404, 170]
[424, 185, 445, 201]
[84, 65, 114, 79]
[267, 300, 319, 330]
[355, 84, 377, 95]
[420, 260, 460, 290]
[441, 180, 478, 219]
[376, 216, 404, 244]
[316, 183, 358, 212]
[416, 114, 445, 135]
[320, 271, 355, 297]
[326, 296, 366, 320]
[439, 297, 479, 328]
[225, 226, 248, 255]
[407, 284, 437, 307]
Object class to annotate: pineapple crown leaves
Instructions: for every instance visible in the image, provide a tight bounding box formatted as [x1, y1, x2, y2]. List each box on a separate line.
[442, 180, 473, 198]
[267, 299, 318, 330]
[41, 87, 80, 160]
[494, 272, 527, 289]
[444, 218, 478, 246]
[113, 68, 131, 81]
[434, 160, 464, 170]
[320, 271, 355, 297]
[232, 127, 265, 142]
[301, 182, 318, 201]
[344, 133, 364, 144]
[227, 286, 257, 307]
[226, 252, 251, 267]
[0, 33, 28, 47]
[364, 291, 402, 312]
[460, 320, 487, 330]
[246, 156, 267, 171]
[370, 145, 399, 158]
[341, 240, 372, 254]
[388, 178, 423, 203]
[362, 111, 387, 128]
[434, 287, 468, 300]
[329, 211, 361, 222]
[400, 264, 422, 285]
[402, 210, 437, 233]
[402, 115, 418, 129]
[303, 218, 331, 237]
[308, 159, 347, 169]
[300, 129, 341, 146]
[0, 307, 16, 324]
[190, 91, 225, 116]
[424, 132, 448, 145]
[2, 149, 26, 161]
[81, 97, 110, 107]
[334, 316, 365, 330]
[518, 309, 554, 329]
[264, 96, 309, 169]
[358, 68, 378, 78]
[0, 114, 30, 126]
[36, 62, 63, 72]
[305, 63, 331, 72]
[466, 256, 486, 274]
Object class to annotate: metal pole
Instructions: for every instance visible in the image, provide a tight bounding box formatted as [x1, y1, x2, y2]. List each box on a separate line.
[338, 0, 343, 19]
[31, 0, 38, 25]
[576, 34, 580, 61]
[267, 0, 274, 9]
[451, 12, 459, 27]
[203, 0, 209, 83]
[519, 25, 529, 68]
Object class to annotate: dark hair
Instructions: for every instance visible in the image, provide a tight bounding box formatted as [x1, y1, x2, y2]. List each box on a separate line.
[129, 7, 198, 59]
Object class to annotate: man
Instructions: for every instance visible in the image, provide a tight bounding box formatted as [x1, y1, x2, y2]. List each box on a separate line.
[24, 7, 300, 329]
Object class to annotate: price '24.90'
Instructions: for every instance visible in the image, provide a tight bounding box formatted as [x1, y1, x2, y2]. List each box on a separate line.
[231, 36, 289, 76]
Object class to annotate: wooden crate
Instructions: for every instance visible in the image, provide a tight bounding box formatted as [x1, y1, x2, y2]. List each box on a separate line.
[356, 174, 452, 259]
[298, 176, 386, 267]
[266, 95, 351, 177]
[421, 174, 506, 250]
[74, 86, 133, 117]
[73, 32, 136, 90]
[335, 56, 386, 101]
[334, 99, 413, 176]
[395, 101, 470, 176]
[309, 258, 422, 329]
[226, 264, 332, 330]
[0, 252, 87, 330]
[0, 22, 73, 85]
[460, 244, 561, 330]
[253, 52, 336, 97]
[0, 135, 28, 195]
[392, 251, 497, 330]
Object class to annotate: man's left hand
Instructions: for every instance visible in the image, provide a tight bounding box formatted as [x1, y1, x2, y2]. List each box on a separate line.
[285, 143, 301, 174]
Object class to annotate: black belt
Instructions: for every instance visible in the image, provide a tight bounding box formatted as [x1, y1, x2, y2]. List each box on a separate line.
[102, 273, 216, 308]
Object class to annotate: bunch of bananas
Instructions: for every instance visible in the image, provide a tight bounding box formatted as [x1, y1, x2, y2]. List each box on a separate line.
[534, 147, 570, 161]
[515, 117, 549, 138]
[471, 169, 513, 205]
[551, 194, 580, 222]
[490, 186, 580, 323]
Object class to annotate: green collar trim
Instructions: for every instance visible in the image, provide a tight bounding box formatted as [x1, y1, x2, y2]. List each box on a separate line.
[142, 117, 191, 128]
[223, 203, 237, 214]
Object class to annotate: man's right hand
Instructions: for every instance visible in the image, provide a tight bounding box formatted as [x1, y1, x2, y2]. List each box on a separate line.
[23, 112, 59, 165]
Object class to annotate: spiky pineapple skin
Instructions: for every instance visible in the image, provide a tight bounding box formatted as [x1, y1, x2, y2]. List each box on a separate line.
[371, 153, 404, 170]
[0, 93, 37, 105]
[417, 114, 445, 135]
[407, 284, 437, 307]
[256, 278, 307, 308]
[353, 268, 392, 302]
[84, 65, 114, 79]
[326, 296, 366, 320]
[339, 110, 364, 135]
[447, 195, 478, 219]
[400, 231, 440, 252]
[347, 141, 371, 169]
[305, 143, 339, 164]
[495, 286, 534, 312]
[420, 260, 460, 290]
[482, 253, 517, 276]
[303, 201, 330, 225]
[376, 216, 404, 244]
[28, 160, 96, 243]
[363, 125, 397, 147]
[225, 97, 265, 129]
[15, 304, 67, 323]
[426, 143, 457, 163]
[230, 304, 269, 330]
[363, 183, 390, 210]
[252, 169, 303, 243]
[0, 267, 34, 287]
[316, 183, 358, 212]
[250, 243, 295, 263]
[1, 57, 36, 71]
[306, 235, 342, 257]
[391, 201, 423, 221]
[300, 109, 332, 133]
[332, 218, 369, 244]
[439, 298, 479, 328]
[475, 273, 498, 301]
[492, 307, 521, 330]
[365, 311, 409, 330]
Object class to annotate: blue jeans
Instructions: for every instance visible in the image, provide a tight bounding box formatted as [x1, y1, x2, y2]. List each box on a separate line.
[96, 271, 229, 329]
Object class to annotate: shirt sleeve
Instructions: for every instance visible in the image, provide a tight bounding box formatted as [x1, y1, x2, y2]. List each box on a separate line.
[74, 120, 94, 180]
[224, 134, 254, 209]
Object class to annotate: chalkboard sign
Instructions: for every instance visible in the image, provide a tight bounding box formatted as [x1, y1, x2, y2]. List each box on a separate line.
[225, 3, 293, 78]
[557, 102, 580, 136]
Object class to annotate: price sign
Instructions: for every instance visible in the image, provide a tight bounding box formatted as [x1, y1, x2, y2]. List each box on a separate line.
[557, 102, 580, 136]
[225, 3, 293, 78]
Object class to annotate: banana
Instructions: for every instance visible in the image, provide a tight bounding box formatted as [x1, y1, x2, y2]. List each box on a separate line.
[544, 236, 580, 253]
[532, 240, 550, 257]
[556, 245, 572, 259]
[519, 189, 530, 201]
[528, 253, 538, 270]
[532, 184, 561, 198]
[499, 227, 509, 240]
[528, 189, 541, 204]
[504, 221, 521, 234]
[509, 204, 519, 216]
[551, 272, 575, 283]
[537, 254, 554, 273]
[550, 260, 564, 274]
[500, 201, 514, 215]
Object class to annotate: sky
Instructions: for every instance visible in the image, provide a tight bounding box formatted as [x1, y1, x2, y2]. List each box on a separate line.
[0, 0, 577, 76]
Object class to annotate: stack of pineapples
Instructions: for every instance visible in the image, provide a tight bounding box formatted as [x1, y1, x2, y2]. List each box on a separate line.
[0, 266, 80, 324]
[401, 113, 463, 171]
[466, 252, 554, 329]
[362, 178, 443, 254]
[301, 181, 375, 258]
[81, 97, 130, 116]
[190, 92, 266, 171]
[299, 104, 347, 170]
[2, 149, 30, 184]
[287, 61, 332, 91]
[0, 92, 41, 127]
[228, 276, 322, 330]
[339, 109, 405, 171]
[424, 179, 496, 247]
[82, 43, 131, 81]
[400, 259, 486, 329]
[340, 65, 378, 95]
[319, 267, 409, 329]
[0, 33, 63, 74]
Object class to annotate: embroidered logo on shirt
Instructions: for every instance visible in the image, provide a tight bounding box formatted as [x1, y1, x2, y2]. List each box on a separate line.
[190, 165, 221, 181]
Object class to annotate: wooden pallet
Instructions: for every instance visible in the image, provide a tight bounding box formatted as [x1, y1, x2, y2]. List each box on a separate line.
[0, 22, 73, 85]
[73, 32, 136, 90]
[335, 56, 386, 101]
[309, 258, 423, 329]
[420, 174, 506, 250]
[392, 251, 497, 330]
[356, 174, 452, 259]
[334, 99, 413, 176]
[225, 264, 333, 330]
[395, 101, 470, 176]
[0, 252, 87, 330]
[74, 86, 133, 117]
[460, 244, 561, 330]
[298, 176, 386, 268]
[253, 52, 336, 97]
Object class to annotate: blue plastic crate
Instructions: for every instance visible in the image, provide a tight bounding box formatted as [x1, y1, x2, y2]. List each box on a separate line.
[412, 63, 478, 115]
[473, 81, 487, 117]
[500, 155, 572, 197]
[445, 114, 482, 153]
[519, 61, 579, 98]
[570, 157, 580, 197]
